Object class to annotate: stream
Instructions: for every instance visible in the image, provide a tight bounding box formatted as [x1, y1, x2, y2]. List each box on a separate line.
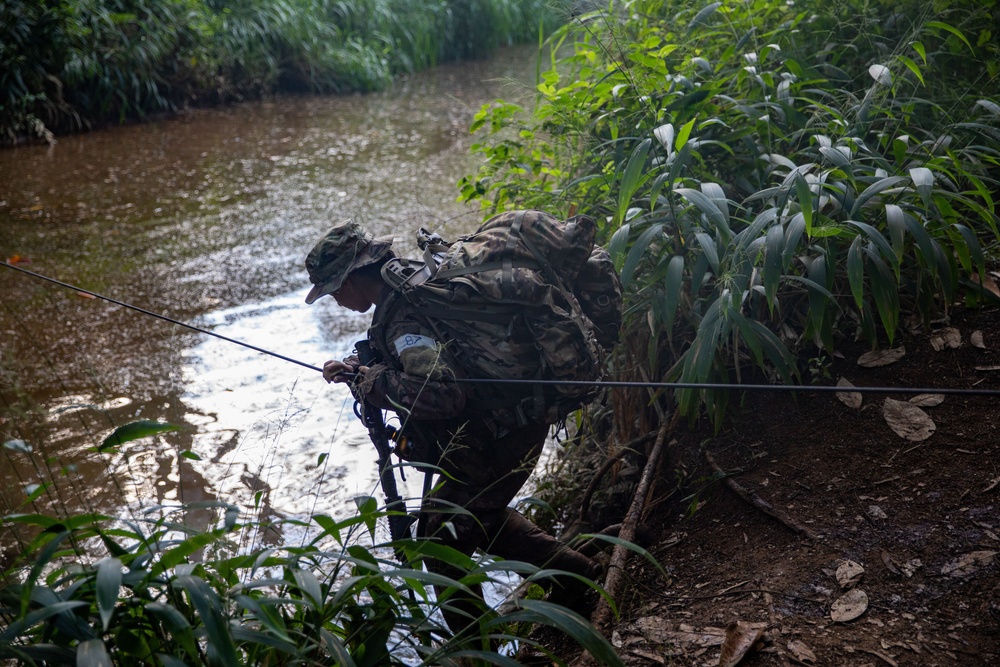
[0, 46, 541, 555]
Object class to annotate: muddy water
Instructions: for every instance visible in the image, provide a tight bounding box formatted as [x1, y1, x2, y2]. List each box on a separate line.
[0, 47, 539, 551]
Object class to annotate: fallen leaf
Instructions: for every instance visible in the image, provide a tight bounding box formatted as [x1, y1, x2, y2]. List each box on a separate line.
[5, 255, 31, 266]
[883, 398, 936, 441]
[787, 639, 817, 664]
[836, 377, 862, 409]
[868, 505, 888, 520]
[858, 347, 906, 367]
[831, 589, 868, 622]
[971, 330, 986, 349]
[836, 560, 865, 589]
[900, 558, 922, 578]
[881, 551, 901, 575]
[719, 621, 767, 667]
[928, 327, 961, 350]
[862, 647, 899, 667]
[909, 393, 944, 407]
[941, 551, 997, 577]
[971, 272, 1000, 297]
[76, 291, 96, 300]
[631, 618, 726, 648]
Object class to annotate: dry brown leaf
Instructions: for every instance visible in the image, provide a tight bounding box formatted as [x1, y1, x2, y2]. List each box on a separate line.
[836, 377, 862, 409]
[836, 560, 865, 589]
[858, 347, 906, 367]
[971, 272, 1000, 297]
[971, 330, 986, 349]
[719, 621, 767, 667]
[900, 558, 922, 578]
[929, 327, 961, 351]
[941, 551, 997, 577]
[632, 618, 726, 648]
[831, 589, 868, 622]
[883, 398, 936, 441]
[909, 393, 944, 407]
[787, 639, 817, 664]
[881, 551, 901, 575]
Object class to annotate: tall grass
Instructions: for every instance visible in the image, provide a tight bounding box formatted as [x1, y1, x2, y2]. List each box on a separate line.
[0, 0, 564, 144]
[1, 421, 625, 665]
[458, 0, 1000, 433]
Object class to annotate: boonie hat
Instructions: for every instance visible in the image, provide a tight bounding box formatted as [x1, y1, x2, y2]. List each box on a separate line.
[304, 220, 393, 304]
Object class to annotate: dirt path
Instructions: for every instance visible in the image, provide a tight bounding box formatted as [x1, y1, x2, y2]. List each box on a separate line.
[550, 306, 1000, 666]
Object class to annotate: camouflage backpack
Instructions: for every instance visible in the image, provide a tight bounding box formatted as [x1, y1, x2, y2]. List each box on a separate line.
[375, 209, 623, 427]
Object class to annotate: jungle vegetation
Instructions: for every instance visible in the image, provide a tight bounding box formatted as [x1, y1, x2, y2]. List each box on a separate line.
[3, 0, 1000, 664]
[0, 0, 562, 143]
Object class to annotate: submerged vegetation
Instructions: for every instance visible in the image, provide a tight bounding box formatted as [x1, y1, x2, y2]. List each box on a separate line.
[0, 0, 561, 143]
[4, 0, 1000, 663]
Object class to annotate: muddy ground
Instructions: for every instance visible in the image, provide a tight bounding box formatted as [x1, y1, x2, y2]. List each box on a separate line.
[535, 305, 1000, 666]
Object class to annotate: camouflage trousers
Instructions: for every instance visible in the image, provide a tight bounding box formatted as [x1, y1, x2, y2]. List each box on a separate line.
[416, 419, 599, 634]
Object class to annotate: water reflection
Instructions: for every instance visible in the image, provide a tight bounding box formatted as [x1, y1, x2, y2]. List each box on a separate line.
[0, 46, 539, 545]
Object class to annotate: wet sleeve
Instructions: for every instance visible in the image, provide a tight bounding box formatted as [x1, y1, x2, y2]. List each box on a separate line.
[356, 326, 467, 420]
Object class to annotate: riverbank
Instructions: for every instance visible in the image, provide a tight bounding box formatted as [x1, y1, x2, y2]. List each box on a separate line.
[1, 0, 560, 145]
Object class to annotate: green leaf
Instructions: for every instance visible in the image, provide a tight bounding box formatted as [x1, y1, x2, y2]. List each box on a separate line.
[846, 221, 899, 275]
[99, 421, 179, 452]
[925, 21, 973, 53]
[174, 575, 239, 667]
[620, 223, 663, 288]
[608, 223, 631, 270]
[885, 204, 906, 263]
[676, 188, 732, 240]
[794, 173, 813, 234]
[3, 439, 32, 453]
[179, 451, 200, 461]
[663, 255, 685, 331]
[676, 117, 696, 151]
[909, 167, 934, 208]
[25, 482, 50, 503]
[866, 251, 900, 343]
[847, 237, 866, 311]
[76, 639, 112, 667]
[505, 599, 624, 666]
[898, 55, 925, 86]
[687, 2, 722, 32]
[96, 558, 122, 632]
[292, 568, 324, 608]
[694, 232, 720, 275]
[617, 139, 651, 224]
[763, 225, 784, 309]
[954, 224, 985, 279]
[782, 213, 806, 269]
[850, 176, 908, 219]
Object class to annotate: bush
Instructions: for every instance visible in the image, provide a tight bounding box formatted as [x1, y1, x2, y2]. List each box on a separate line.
[458, 0, 1000, 429]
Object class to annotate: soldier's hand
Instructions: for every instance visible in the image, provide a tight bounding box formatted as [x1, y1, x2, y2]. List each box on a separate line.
[323, 359, 361, 383]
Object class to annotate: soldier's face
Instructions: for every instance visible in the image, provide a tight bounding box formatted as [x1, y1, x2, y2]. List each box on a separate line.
[331, 275, 372, 313]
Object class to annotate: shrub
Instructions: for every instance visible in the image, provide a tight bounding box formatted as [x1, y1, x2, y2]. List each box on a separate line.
[458, 0, 1000, 429]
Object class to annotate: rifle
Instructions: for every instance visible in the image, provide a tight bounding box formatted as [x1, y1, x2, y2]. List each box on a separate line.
[354, 339, 415, 559]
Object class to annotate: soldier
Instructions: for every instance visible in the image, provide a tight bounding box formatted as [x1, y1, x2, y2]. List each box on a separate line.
[304, 219, 601, 635]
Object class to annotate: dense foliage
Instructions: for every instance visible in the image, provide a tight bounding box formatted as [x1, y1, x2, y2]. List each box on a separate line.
[1, 422, 624, 666]
[459, 0, 1000, 430]
[0, 0, 561, 143]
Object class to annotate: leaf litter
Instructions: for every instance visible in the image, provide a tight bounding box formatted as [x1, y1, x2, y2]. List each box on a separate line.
[882, 398, 936, 441]
[835, 377, 862, 408]
[858, 347, 905, 367]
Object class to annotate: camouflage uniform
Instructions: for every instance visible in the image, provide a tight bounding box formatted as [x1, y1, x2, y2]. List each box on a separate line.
[305, 219, 599, 631]
[363, 291, 599, 627]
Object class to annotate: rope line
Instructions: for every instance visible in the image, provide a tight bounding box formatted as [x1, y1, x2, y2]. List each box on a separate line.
[5, 260, 1000, 397]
